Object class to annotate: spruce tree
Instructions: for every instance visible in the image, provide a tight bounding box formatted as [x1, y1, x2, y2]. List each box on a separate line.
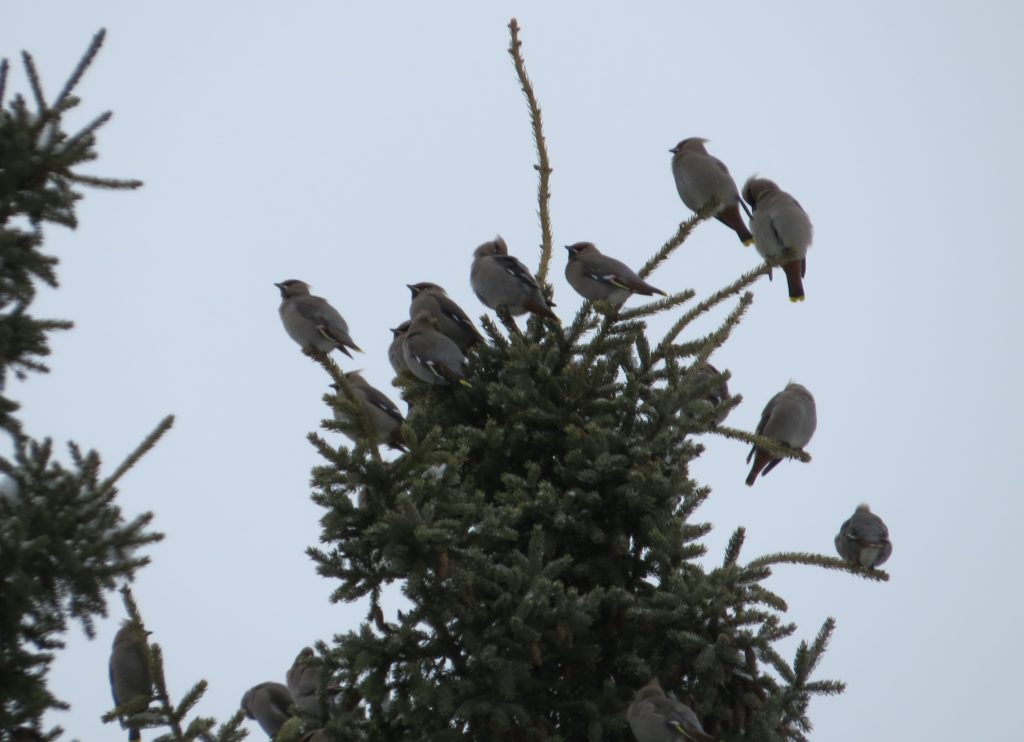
[302, 19, 887, 742]
[0, 32, 244, 742]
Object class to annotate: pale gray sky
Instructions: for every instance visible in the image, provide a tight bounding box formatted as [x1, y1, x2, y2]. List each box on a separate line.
[4, 2, 1023, 740]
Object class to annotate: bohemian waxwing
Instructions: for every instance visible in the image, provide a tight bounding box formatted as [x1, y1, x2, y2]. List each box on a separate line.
[240, 681, 293, 737]
[388, 321, 411, 375]
[286, 647, 325, 717]
[835, 504, 892, 568]
[746, 382, 817, 486]
[627, 679, 714, 742]
[470, 236, 558, 321]
[108, 620, 152, 741]
[402, 311, 470, 386]
[407, 282, 481, 351]
[689, 362, 730, 425]
[670, 137, 753, 245]
[564, 242, 666, 305]
[742, 177, 813, 302]
[275, 280, 361, 357]
[331, 372, 407, 451]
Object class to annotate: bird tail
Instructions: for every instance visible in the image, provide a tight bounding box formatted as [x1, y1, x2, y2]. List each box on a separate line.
[525, 299, 560, 322]
[745, 449, 778, 486]
[716, 204, 755, 246]
[783, 260, 805, 302]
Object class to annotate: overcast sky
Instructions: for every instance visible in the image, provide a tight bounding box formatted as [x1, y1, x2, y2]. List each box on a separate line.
[4, 2, 1023, 740]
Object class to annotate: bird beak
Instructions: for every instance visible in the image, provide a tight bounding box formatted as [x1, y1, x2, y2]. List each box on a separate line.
[273, 282, 284, 288]
[564, 245, 572, 252]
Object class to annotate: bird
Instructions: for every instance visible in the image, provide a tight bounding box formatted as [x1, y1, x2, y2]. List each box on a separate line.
[670, 137, 753, 245]
[331, 371, 407, 451]
[240, 682, 293, 738]
[388, 321, 411, 375]
[275, 280, 361, 357]
[745, 382, 817, 486]
[407, 282, 481, 351]
[564, 242, 666, 305]
[470, 235, 558, 320]
[286, 647, 325, 717]
[688, 362, 730, 425]
[835, 504, 892, 569]
[742, 177, 813, 302]
[627, 678, 714, 742]
[402, 311, 470, 386]
[108, 620, 153, 742]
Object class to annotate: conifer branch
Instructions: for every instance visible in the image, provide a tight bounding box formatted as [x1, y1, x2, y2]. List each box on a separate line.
[723, 527, 746, 566]
[53, 28, 106, 109]
[99, 415, 175, 494]
[66, 172, 144, 190]
[706, 425, 812, 464]
[0, 58, 9, 104]
[691, 291, 754, 369]
[61, 110, 113, 154]
[305, 348, 383, 463]
[747, 552, 891, 582]
[639, 201, 718, 280]
[508, 18, 554, 285]
[20, 52, 47, 115]
[615, 289, 696, 322]
[654, 263, 771, 361]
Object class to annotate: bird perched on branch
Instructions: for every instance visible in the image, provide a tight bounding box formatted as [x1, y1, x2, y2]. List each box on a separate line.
[388, 320, 411, 375]
[240, 682, 293, 738]
[470, 235, 558, 321]
[108, 620, 153, 742]
[332, 371, 407, 451]
[742, 177, 813, 302]
[746, 382, 816, 486]
[670, 137, 753, 245]
[564, 242, 666, 305]
[403, 311, 471, 386]
[627, 678, 714, 742]
[407, 282, 481, 351]
[835, 504, 892, 568]
[275, 280, 361, 357]
[286, 647, 327, 717]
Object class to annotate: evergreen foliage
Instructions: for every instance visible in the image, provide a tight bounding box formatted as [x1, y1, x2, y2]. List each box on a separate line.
[302, 19, 887, 742]
[0, 32, 205, 741]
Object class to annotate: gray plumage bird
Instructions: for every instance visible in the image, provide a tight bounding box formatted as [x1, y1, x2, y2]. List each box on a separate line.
[402, 311, 470, 386]
[108, 620, 153, 742]
[286, 647, 324, 717]
[689, 362, 730, 425]
[564, 242, 666, 305]
[407, 282, 481, 351]
[742, 177, 813, 302]
[388, 320, 411, 375]
[627, 679, 714, 742]
[331, 371, 407, 451]
[670, 138, 753, 246]
[835, 504, 892, 569]
[275, 280, 361, 357]
[470, 236, 558, 320]
[241, 682, 293, 738]
[746, 382, 817, 486]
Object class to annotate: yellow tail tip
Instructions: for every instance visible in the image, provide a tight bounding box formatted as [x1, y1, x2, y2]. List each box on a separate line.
[789, 296, 806, 303]
[742, 238, 755, 247]
[458, 379, 473, 388]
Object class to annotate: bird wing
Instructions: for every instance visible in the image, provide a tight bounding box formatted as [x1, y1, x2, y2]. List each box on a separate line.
[361, 386, 405, 424]
[495, 255, 542, 290]
[435, 294, 479, 334]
